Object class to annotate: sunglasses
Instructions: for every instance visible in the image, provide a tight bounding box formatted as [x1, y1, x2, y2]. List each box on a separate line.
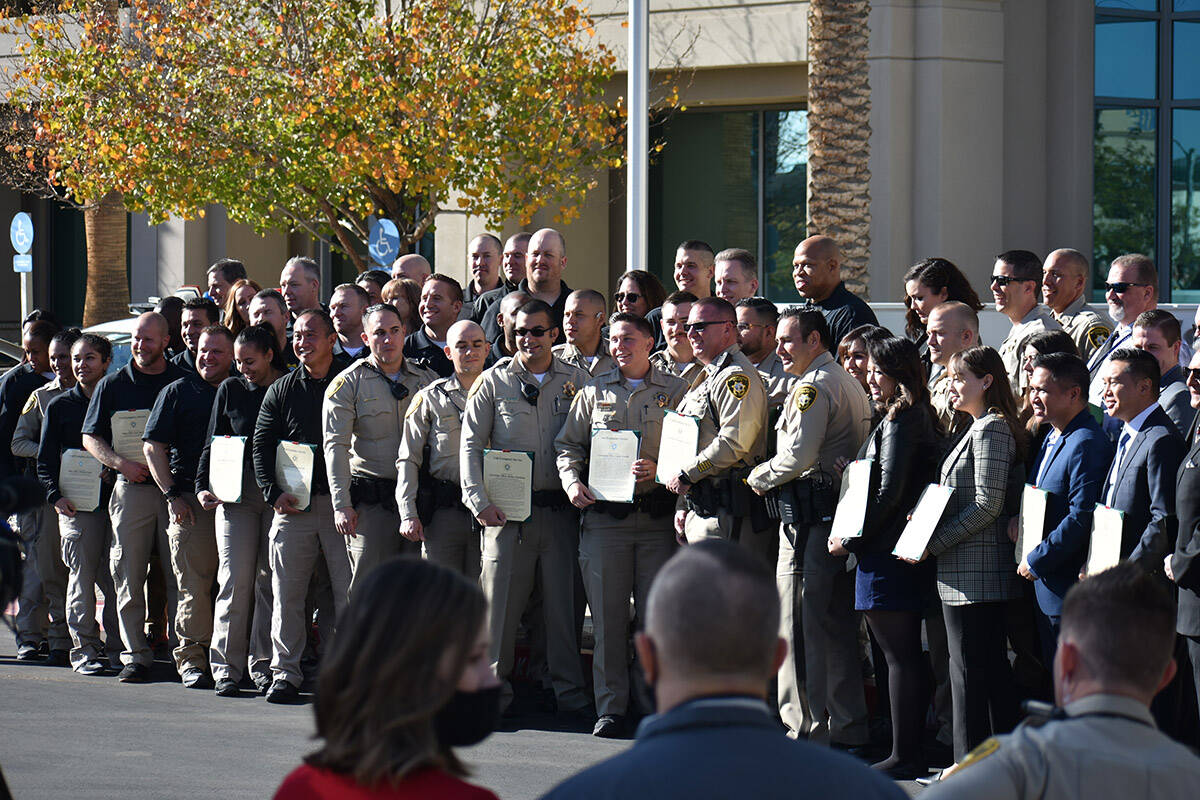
[1104, 282, 1150, 294]
[521, 381, 540, 405]
[613, 291, 642, 304]
[514, 326, 553, 338]
[1187, 368, 1200, 383]
[735, 322, 766, 332]
[684, 320, 732, 334]
[990, 275, 1037, 287]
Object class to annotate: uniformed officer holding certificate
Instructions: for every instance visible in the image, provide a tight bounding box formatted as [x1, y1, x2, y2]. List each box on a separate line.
[745, 308, 873, 746]
[554, 313, 689, 737]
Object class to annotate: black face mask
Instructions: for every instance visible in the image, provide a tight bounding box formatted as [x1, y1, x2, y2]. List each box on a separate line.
[433, 685, 502, 748]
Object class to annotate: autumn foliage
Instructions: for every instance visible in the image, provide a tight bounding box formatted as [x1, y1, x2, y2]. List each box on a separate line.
[1, 0, 624, 270]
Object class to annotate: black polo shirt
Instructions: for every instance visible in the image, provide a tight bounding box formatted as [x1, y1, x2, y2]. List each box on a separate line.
[404, 327, 453, 378]
[252, 354, 350, 503]
[82, 360, 187, 446]
[171, 348, 197, 376]
[144, 373, 219, 489]
[195, 375, 270, 495]
[810, 281, 879, 353]
[474, 278, 570, 345]
[0, 363, 50, 479]
[37, 385, 91, 504]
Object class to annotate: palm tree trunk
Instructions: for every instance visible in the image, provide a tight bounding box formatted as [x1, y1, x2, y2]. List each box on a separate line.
[807, 0, 872, 298]
[82, 190, 129, 326]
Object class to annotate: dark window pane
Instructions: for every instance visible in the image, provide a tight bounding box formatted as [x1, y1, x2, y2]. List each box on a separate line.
[1175, 22, 1200, 99]
[1095, 19, 1157, 99]
[762, 110, 807, 302]
[1093, 108, 1158, 301]
[1177, 1, 1200, 10]
[648, 111, 757, 291]
[1172, 110, 1200, 300]
[1096, 0, 1157, 8]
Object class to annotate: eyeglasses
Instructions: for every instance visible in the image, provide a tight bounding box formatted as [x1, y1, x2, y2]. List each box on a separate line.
[735, 322, 766, 332]
[684, 320, 732, 334]
[1187, 368, 1200, 383]
[1104, 282, 1150, 294]
[613, 292, 642, 304]
[520, 381, 540, 405]
[990, 275, 1037, 287]
[514, 326, 552, 338]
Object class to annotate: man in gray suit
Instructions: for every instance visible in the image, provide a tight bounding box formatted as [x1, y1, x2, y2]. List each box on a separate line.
[1131, 309, 1192, 435]
[1167, 349, 1200, 738]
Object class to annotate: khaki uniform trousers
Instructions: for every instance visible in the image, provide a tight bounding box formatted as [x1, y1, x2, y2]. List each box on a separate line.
[423, 505, 481, 583]
[578, 508, 676, 717]
[684, 508, 779, 569]
[59, 507, 122, 669]
[779, 521, 869, 745]
[346, 500, 418, 596]
[269, 494, 352, 688]
[167, 494, 218, 673]
[482, 505, 588, 712]
[109, 479, 175, 666]
[211, 473, 274, 684]
[13, 504, 70, 651]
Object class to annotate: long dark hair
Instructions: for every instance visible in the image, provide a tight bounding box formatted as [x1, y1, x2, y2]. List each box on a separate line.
[903, 257, 984, 339]
[947, 345, 1029, 461]
[305, 559, 487, 785]
[866, 336, 942, 434]
[614, 269, 666, 315]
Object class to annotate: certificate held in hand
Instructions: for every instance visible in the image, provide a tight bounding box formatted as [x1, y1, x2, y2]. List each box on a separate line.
[589, 429, 639, 503]
[209, 436, 246, 503]
[830, 459, 873, 542]
[1086, 504, 1124, 576]
[59, 448, 103, 513]
[275, 441, 316, 512]
[892, 483, 955, 561]
[111, 409, 151, 465]
[1017, 484, 1048, 566]
[483, 449, 532, 523]
[655, 411, 699, 485]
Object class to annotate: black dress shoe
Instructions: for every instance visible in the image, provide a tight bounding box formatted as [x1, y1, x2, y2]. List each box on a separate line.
[118, 663, 150, 683]
[592, 714, 626, 738]
[266, 679, 300, 704]
[16, 642, 42, 661]
[215, 678, 240, 697]
[181, 667, 215, 690]
[830, 741, 874, 761]
[872, 760, 930, 781]
[45, 649, 70, 667]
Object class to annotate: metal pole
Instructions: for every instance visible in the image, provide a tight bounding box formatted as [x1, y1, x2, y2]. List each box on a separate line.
[20, 272, 31, 323]
[626, 0, 648, 271]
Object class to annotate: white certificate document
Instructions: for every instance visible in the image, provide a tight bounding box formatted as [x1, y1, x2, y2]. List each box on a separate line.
[892, 483, 955, 561]
[1086, 504, 1124, 576]
[59, 448, 103, 513]
[483, 449, 532, 523]
[1017, 484, 1048, 566]
[209, 436, 246, 504]
[111, 409, 151, 465]
[275, 441, 316, 512]
[589, 429, 639, 503]
[831, 459, 874, 541]
[655, 411, 700, 485]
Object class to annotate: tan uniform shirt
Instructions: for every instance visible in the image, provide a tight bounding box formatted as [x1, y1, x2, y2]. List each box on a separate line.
[752, 350, 796, 410]
[461, 356, 590, 515]
[12, 378, 67, 460]
[747, 351, 872, 491]
[322, 357, 436, 510]
[998, 304, 1061, 394]
[552, 340, 616, 377]
[923, 694, 1200, 800]
[554, 365, 690, 496]
[675, 345, 767, 483]
[929, 367, 958, 430]
[650, 350, 705, 389]
[395, 374, 469, 520]
[1053, 295, 1113, 364]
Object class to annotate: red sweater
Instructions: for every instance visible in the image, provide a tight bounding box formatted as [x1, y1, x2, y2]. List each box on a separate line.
[274, 764, 500, 800]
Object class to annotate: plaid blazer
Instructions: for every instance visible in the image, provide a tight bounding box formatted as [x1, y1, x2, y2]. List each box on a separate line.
[928, 412, 1022, 605]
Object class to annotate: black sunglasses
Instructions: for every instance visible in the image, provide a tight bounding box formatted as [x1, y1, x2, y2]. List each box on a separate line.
[1104, 281, 1150, 294]
[1187, 368, 1200, 382]
[514, 326, 553, 338]
[521, 381, 540, 405]
[684, 320, 732, 334]
[613, 291, 642, 304]
[990, 274, 1037, 287]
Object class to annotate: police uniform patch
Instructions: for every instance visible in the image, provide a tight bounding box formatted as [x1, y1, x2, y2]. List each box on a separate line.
[795, 385, 817, 412]
[725, 374, 749, 399]
[655, 392, 669, 408]
[326, 374, 346, 398]
[697, 459, 713, 473]
[21, 392, 37, 415]
[1086, 324, 1112, 351]
[404, 392, 423, 418]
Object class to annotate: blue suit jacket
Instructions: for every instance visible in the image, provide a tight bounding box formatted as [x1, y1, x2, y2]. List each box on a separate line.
[1027, 409, 1113, 616]
[538, 696, 904, 800]
[1105, 405, 1185, 572]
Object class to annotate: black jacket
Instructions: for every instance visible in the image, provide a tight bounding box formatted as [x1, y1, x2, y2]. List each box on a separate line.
[1173, 432, 1200, 636]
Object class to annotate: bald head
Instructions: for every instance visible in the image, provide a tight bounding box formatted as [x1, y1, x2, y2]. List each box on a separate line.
[1042, 248, 1090, 314]
[132, 312, 171, 370]
[792, 236, 842, 302]
[926, 301, 979, 367]
[391, 253, 431, 284]
[447, 319, 484, 347]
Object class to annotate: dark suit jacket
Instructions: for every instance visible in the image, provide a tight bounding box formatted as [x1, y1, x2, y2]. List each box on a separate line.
[1105, 406, 1185, 572]
[1158, 367, 1191, 438]
[538, 696, 904, 800]
[1174, 435, 1200, 636]
[1027, 409, 1113, 617]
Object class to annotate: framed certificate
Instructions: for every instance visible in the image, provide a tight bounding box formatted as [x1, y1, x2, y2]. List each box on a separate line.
[275, 441, 316, 512]
[1086, 504, 1124, 576]
[59, 448, 103, 513]
[588, 429, 639, 503]
[1017, 484, 1048, 566]
[483, 449, 532, 523]
[655, 411, 700, 485]
[111, 409, 151, 465]
[892, 483, 955, 561]
[830, 459, 873, 541]
[209, 436, 246, 503]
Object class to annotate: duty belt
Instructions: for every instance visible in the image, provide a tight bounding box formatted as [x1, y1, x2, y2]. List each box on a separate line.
[349, 475, 398, 513]
[591, 489, 676, 520]
[531, 490, 570, 510]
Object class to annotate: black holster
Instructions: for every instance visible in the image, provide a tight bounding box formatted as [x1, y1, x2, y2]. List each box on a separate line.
[531, 490, 570, 511]
[350, 475, 398, 513]
[592, 489, 675, 520]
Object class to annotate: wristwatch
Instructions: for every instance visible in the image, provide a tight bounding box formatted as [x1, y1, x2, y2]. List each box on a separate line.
[677, 471, 692, 487]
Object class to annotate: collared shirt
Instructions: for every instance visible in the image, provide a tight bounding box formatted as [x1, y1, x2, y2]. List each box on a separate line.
[1053, 295, 1112, 363]
[1088, 325, 1134, 405]
[0, 362, 50, 478]
[404, 327, 453, 378]
[195, 375, 272, 495]
[12, 377, 68, 461]
[751, 350, 796, 410]
[395, 373, 471, 518]
[171, 348, 198, 376]
[998, 304, 1061, 394]
[675, 345, 767, 483]
[82, 360, 188, 447]
[37, 385, 93, 505]
[475, 278, 572, 344]
[1103, 402, 1159, 505]
[810, 281, 879, 353]
[552, 339, 616, 377]
[649, 350, 705, 389]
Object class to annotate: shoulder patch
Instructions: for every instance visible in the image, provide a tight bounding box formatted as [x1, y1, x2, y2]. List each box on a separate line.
[795, 384, 818, 412]
[326, 374, 347, 399]
[725, 374, 749, 400]
[467, 377, 486, 398]
[21, 392, 37, 415]
[404, 392, 424, 418]
[954, 737, 1000, 773]
[1086, 324, 1112, 351]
